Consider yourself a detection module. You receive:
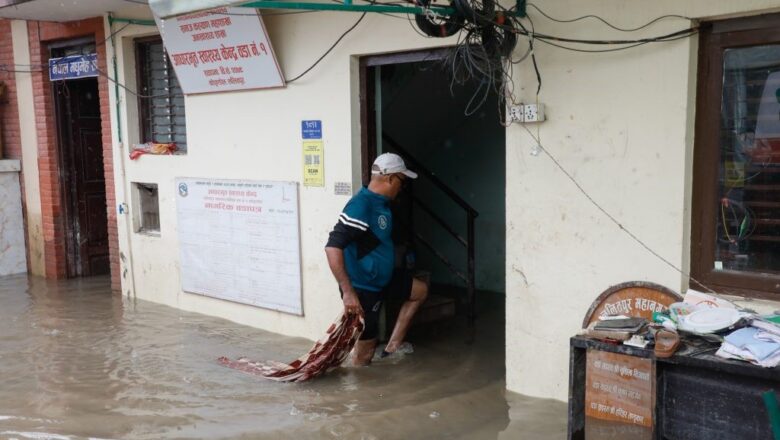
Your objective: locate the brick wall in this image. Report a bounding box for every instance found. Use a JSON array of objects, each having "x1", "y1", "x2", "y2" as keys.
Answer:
[
  {"x1": 0, "y1": 20, "x2": 22, "y2": 161},
  {"x1": 27, "y1": 18, "x2": 120, "y2": 290}
]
